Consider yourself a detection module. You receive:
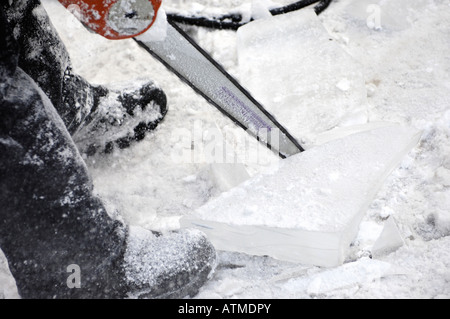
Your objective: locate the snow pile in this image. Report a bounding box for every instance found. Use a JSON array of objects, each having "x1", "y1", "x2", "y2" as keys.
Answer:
[{"x1": 182, "y1": 124, "x2": 421, "y2": 267}]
